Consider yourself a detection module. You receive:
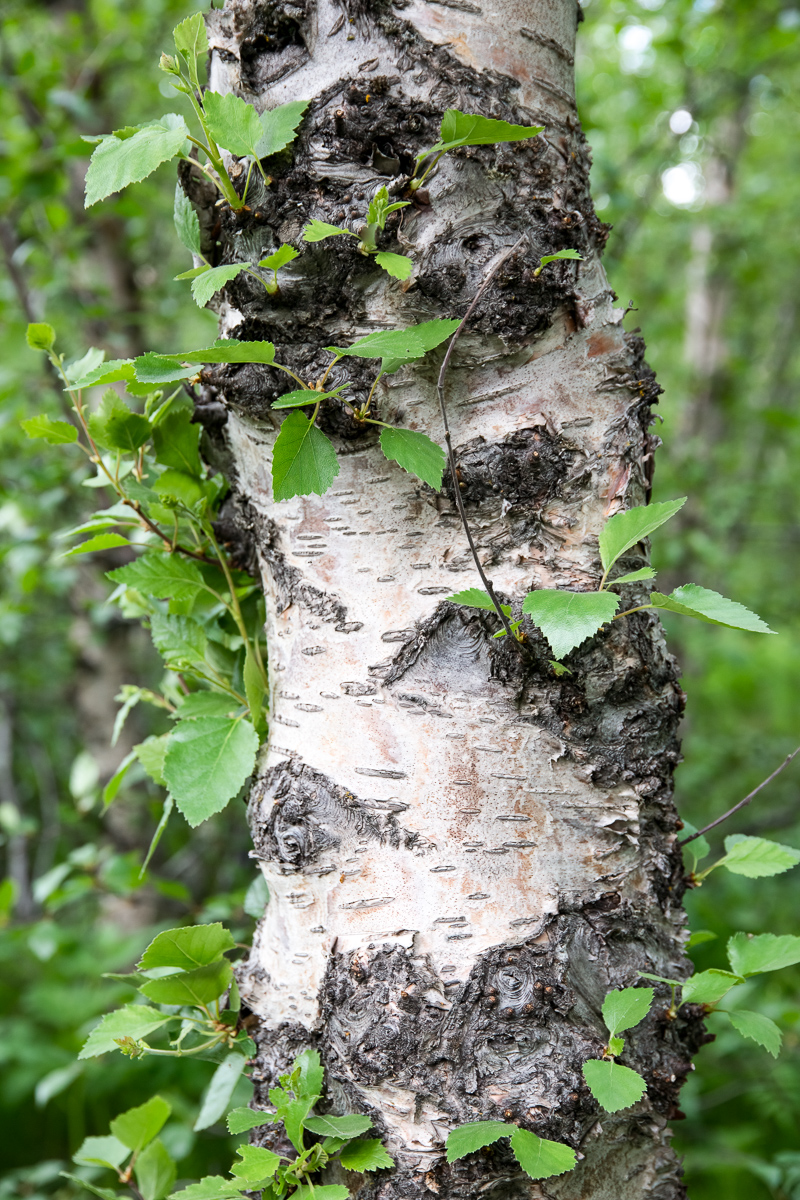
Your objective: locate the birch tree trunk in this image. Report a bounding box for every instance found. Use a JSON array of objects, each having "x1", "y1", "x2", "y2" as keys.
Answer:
[{"x1": 196, "y1": 2, "x2": 706, "y2": 1195}]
